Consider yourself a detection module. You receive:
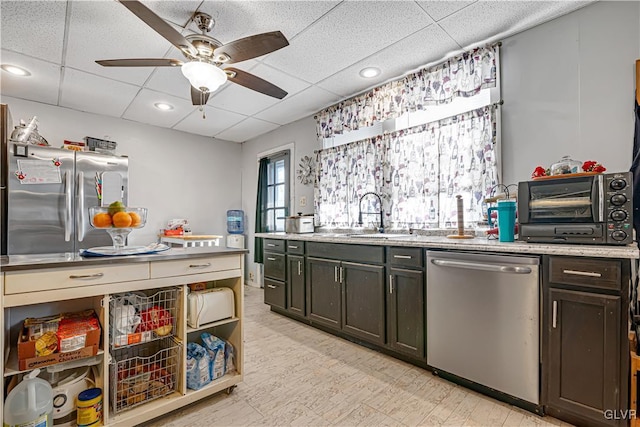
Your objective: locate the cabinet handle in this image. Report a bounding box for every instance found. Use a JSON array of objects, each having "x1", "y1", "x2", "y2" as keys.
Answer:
[
  {"x1": 562, "y1": 269, "x2": 601, "y2": 278},
  {"x1": 267, "y1": 284, "x2": 276, "y2": 289},
  {"x1": 340, "y1": 267, "x2": 343, "y2": 283},
  {"x1": 389, "y1": 275, "x2": 393, "y2": 294},
  {"x1": 552, "y1": 301, "x2": 558, "y2": 328},
  {"x1": 298, "y1": 261, "x2": 301, "y2": 276},
  {"x1": 267, "y1": 243, "x2": 276, "y2": 247},
  {"x1": 267, "y1": 257, "x2": 276, "y2": 261},
  {"x1": 393, "y1": 255, "x2": 412, "y2": 259},
  {"x1": 189, "y1": 263, "x2": 211, "y2": 268},
  {"x1": 69, "y1": 273, "x2": 104, "y2": 280},
  {"x1": 334, "y1": 266, "x2": 338, "y2": 282},
  {"x1": 289, "y1": 245, "x2": 298, "y2": 249}
]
